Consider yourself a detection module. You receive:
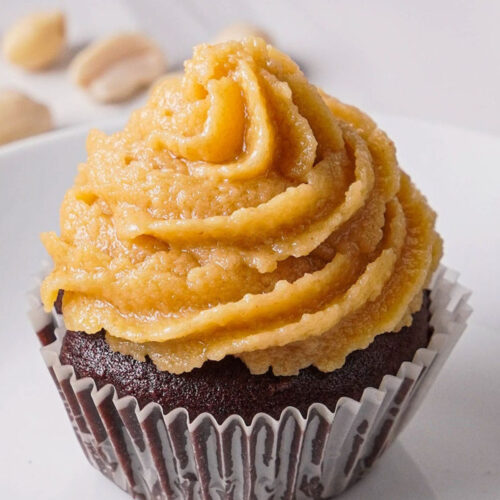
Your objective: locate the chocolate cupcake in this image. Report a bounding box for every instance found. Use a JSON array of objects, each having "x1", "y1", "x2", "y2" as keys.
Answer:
[{"x1": 31, "y1": 38, "x2": 470, "y2": 498}]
